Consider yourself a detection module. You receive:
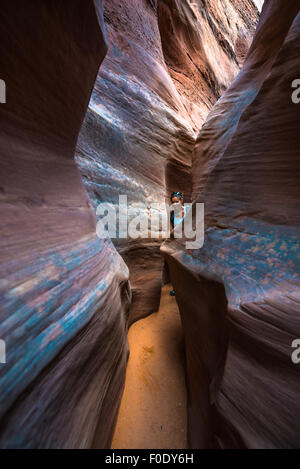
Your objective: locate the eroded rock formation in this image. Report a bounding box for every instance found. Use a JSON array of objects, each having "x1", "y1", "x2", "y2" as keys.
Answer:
[
  {"x1": 162, "y1": 0, "x2": 300, "y2": 449},
  {"x1": 158, "y1": 0, "x2": 258, "y2": 122},
  {"x1": 1, "y1": 0, "x2": 283, "y2": 450},
  {"x1": 76, "y1": 0, "x2": 259, "y2": 322},
  {"x1": 0, "y1": 0, "x2": 130, "y2": 449}
]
